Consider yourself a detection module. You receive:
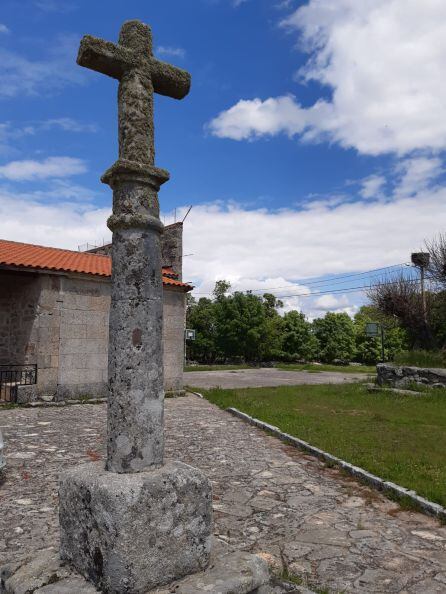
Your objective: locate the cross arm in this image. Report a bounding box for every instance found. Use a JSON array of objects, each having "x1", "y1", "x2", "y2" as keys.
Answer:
[
  {"x1": 77, "y1": 35, "x2": 134, "y2": 80},
  {"x1": 150, "y1": 59, "x2": 191, "y2": 100}
]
